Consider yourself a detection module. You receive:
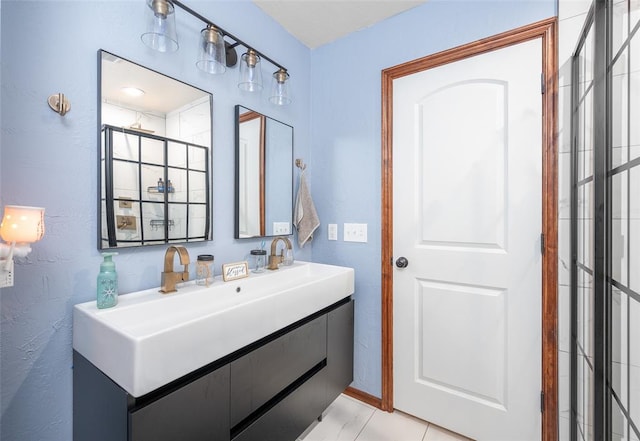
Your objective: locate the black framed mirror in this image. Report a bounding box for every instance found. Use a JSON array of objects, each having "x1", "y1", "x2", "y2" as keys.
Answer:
[
  {"x1": 98, "y1": 50, "x2": 213, "y2": 249},
  {"x1": 235, "y1": 105, "x2": 293, "y2": 239}
]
